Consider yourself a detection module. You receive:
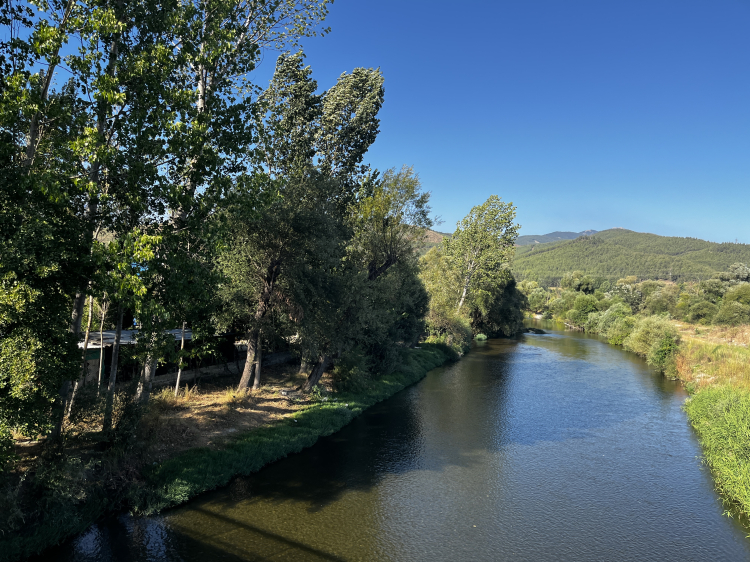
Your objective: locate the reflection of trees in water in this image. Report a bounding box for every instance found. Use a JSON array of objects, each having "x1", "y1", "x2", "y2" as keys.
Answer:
[{"x1": 416, "y1": 349, "x2": 513, "y2": 460}]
